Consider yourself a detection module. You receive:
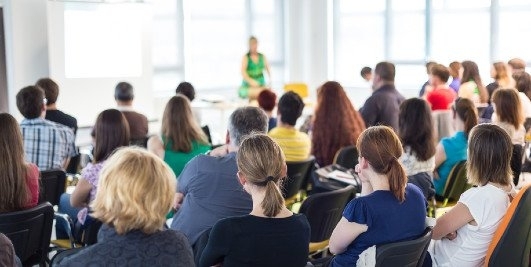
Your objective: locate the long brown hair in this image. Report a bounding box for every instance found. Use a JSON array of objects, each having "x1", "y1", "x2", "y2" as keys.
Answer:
[
  {"x1": 461, "y1": 60, "x2": 488, "y2": 103},
  {"x1": 0, "y1": 113, "x2": 31, "y2": 212},
  {"x1": 93, "y1": 109, "x2": 130, "y2": 163},
  {"x1": 357, "y1": 126, "x2": 407, "y2": 202},
  {"x1": 237, "y1": 134, "x2": 285, "y2": 217},
  {"x1": 162, "y1": 95, "x2": 208, "y2": 152},
  {"x1": 398, "y1": 98, "x2": 435, "y2": 161},
  {"x1": 492, "y1": 88, "x2": 524, "y2": 129},
  {"x1": 453, "y1": 98, "x2": 478, "y2": 138},
  {"x1": 312, "y1": 81, "x2": 366, "y2": 166}
]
